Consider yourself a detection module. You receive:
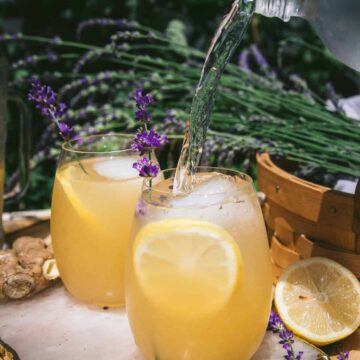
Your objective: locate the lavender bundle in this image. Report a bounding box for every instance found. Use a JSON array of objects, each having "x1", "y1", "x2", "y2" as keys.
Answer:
[{"x1": 1, "y1": 19, "x2": 359, "y2": 184}]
